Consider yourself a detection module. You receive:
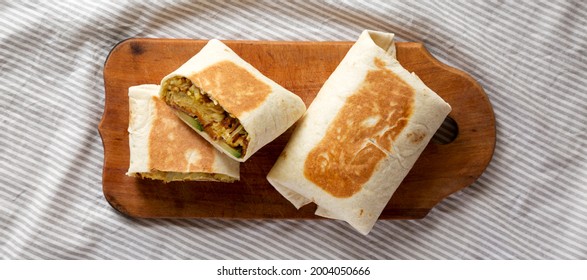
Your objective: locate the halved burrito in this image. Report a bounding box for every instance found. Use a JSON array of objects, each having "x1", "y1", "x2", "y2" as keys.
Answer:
[
  {"x1": 160, "y1": 39, "x2": 306, "y2": 162},
  {"x1": 126, "y1": 84, "x2": 239, "y2": 182},
  {"x1": 266, "y1": 30, "x2": 452, "y2": 234}
]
